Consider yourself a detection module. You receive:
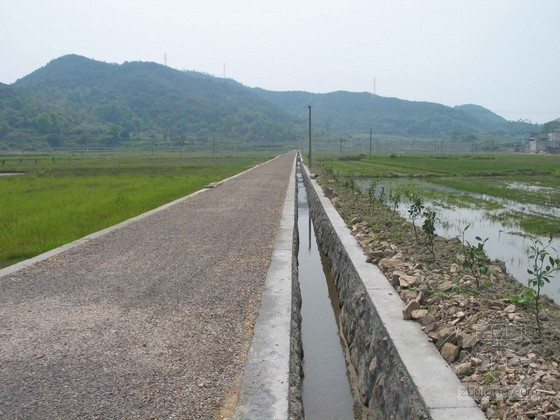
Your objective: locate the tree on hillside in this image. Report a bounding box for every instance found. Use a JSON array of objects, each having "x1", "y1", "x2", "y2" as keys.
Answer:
[{"x1": 543, "y1": 120, "x2": 560, "y2": 133}]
